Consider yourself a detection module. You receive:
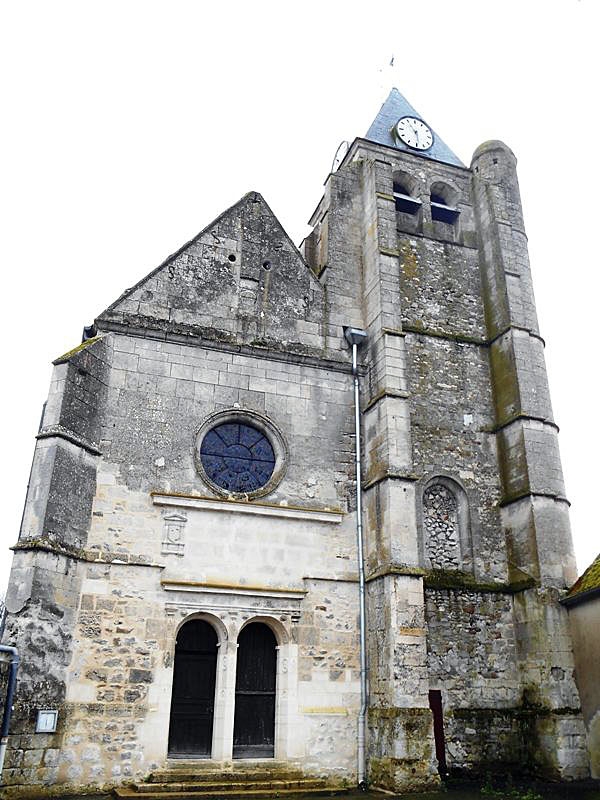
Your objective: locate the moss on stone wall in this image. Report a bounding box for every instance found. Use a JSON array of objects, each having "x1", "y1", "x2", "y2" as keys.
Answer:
[
  {"x1": 424, "y1": 569, "x2": 535, "y2": 593},
  {"x1": 53, "y1": 335, "x2": 102, "y2": 365}
]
